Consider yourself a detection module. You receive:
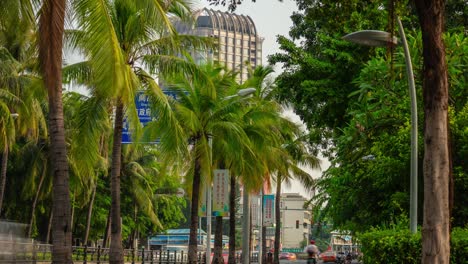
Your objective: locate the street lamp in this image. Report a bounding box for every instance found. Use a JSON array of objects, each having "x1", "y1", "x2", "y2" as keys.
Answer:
[
  {"x1": 206, "y1": 87, "x2": 256, "y2": 262},
  {"x1": 343, "y1": 18, "x2": 418, "y2": 233}
]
